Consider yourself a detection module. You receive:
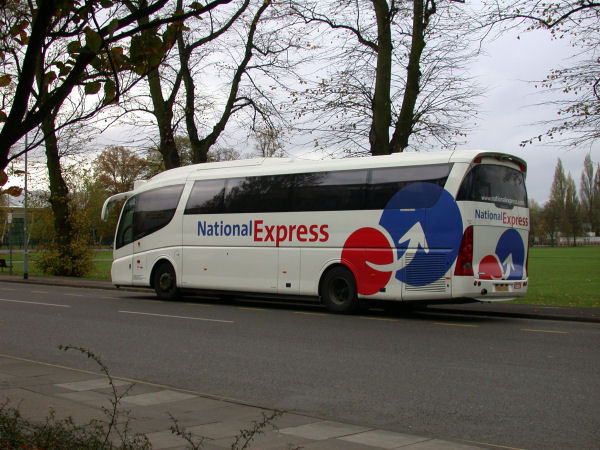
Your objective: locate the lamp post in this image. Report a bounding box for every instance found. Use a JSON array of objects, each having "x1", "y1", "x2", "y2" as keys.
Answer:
[{"x1": 23, "y1": 134, "x2": 28, "y2": 280}]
